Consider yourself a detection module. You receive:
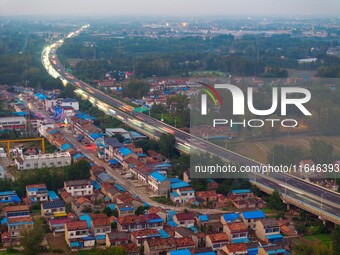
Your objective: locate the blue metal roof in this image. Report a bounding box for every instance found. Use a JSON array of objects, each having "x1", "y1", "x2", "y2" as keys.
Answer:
[
  {"x1": 232, "y1": 237, "x2": 249, "y2": 243},
  {"x1": 109, "y1": 159, "x2": 119, "y2": 165},
  {"x1": 60, "y1": 143, "x2": 72, "y2": 151},
  {"x1": 34, "y1": 93, "x2": 47, "y2": 101},
  {"x1": 92, "y1": 180, "x2": 101, "y2": 190},
  {"x1": 0, "y1": 191, "x2": 15, "y2": 196},
  {"x1": 73, "y1": 153, "x2": 84, "y2": 160},
  {"x1": 48, "y1": 190, "x2": 59, "y2": 200},
  {"x1": 198, "y1": 215, "x2": 209, "y2": 222},
  {"x1": 170, "y1": 181, "x2": 190, "y2": 189},
  {"x1": 150, "y1": 171, "x2": 167, "y2": 183},
  {"x1": 195, "y1": 252, "x2": 216, "y2": 255},
  {"x1": 223, "y1": 213, "x2": 240, "y2": 222},
  {"x1": 148, "y1": 218, "x2": 164, "y2": 223},
  {"x1": 79, "y1": 214, "x2": 92, "y2": 228},
  {"x1": 90, "y1": 133, "x2": 103, "y2": 140},
  {"x1": 170, "y1": 250, "x2": 191, "y2": 255},
  {"x1": 170, "y1": 192, "x2": 180, "y2": 198},
  {"x1": 115, "y1": 184, "x2": 126, "y2": 192},
  {"x1": 267, "y1": 249, "x2": 286, "y2": 254},
  {"x1": 232, "y1": 189, "x2": 251, "y2": 194},
  {"x1": 95, "y1": 235, "x2": 106, "y2": 240},
  {"x1": 1, "y1": 217, "x2": 8, "y2": 224},
  {"x1": 159, "y1": 229, "x2": 170, "y2": 238},
  {"x1": 70, "y1": 241, "x2": 80, "y2": 248},
  {"x1": 167, "y1": 221, "x2": 178, "y2": 227},
  {"x1": 118, "y1": 147, "x2": 132, "y2": 157},
  {"x1": 242, "y1": 210, "x2": 265, "y2": 220},
  {"x1": 107, "y1": 204, "x2": 116, "y2": 210},
  {"x1": 266, "y1": 234, "x2": 284, "y2": 241},
  {"x1": 49, "y1": 129, "x2": 58, "y2": 135}
]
